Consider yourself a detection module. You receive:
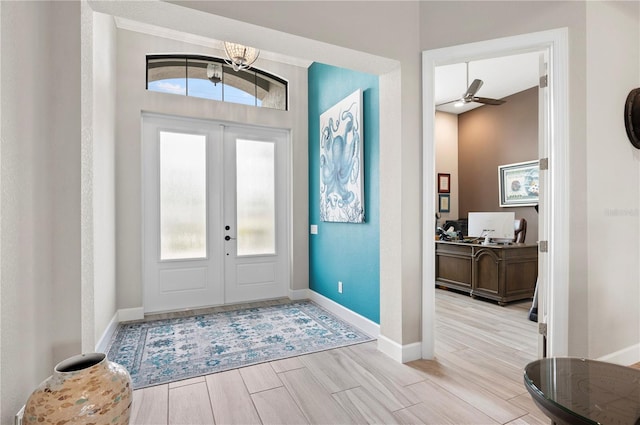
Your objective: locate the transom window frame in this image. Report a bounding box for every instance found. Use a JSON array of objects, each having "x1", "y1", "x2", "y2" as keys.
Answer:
[{"x1": 146, "y1": 54, "x2": 289, "y2": 111}]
